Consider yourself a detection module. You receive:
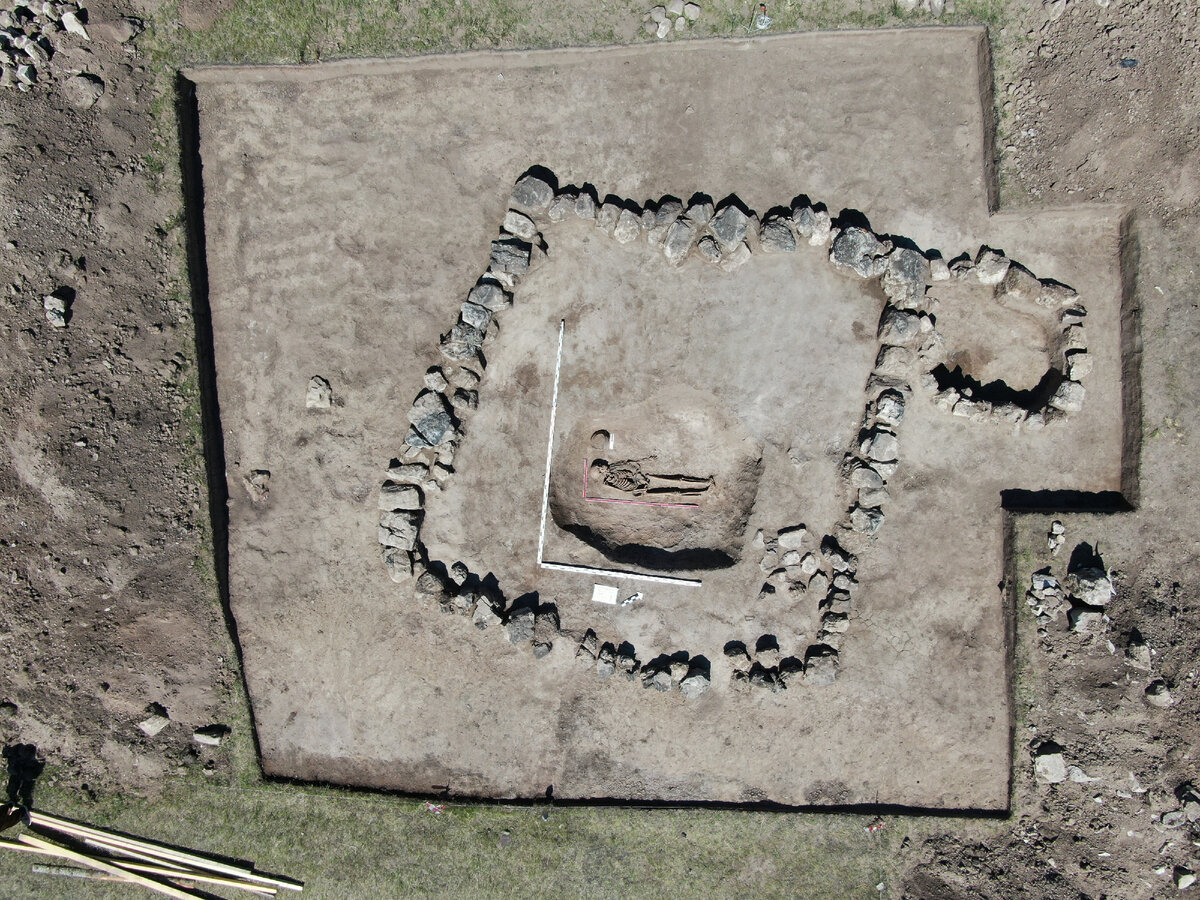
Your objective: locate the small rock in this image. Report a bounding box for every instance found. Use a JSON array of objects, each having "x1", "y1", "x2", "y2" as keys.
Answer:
[
  {"x1": 649, "y1": 5, "x2": 667, "y2": 22},
  {"x1": 861, "y1": 430, "x2": 899, "y2": 463},
  {"x1": 1146, "y1": 679, "x2": 1174, "y2": 708},
  {"x1": 673, "y1": 14, "x2": 685, "y2": 30},
  {"x1": 574, "y1": 192, "x2": 596, "y2": 220},
  {"x1": 382, "y1": 548, "x2": 413, "y2": 583},
  {"x1": 642, "y1": 667, "x2": 673, "y2": 692},
  {"x1": 1033, "y1": 744, "x2": 1067, "y2": 784},
  {"x1": 683, "y1": 1, "x2": 700, "y2": 19},
  {"x1": 717, "y1": 241, "x2": 751, "y2": 272},
  {"x1": 137, "y1": 704, "x2": 170, "y2": 737},
  {"x1": 505, "y1": 607, "x2": 535, "y2": 644},
  {"x1": 930, "y1": 257, "x2": 951, "y2": 281},
  {"x1": 596, "y1": 644, "x2": 616, "y2": 678},
  {"x1": 874, "y1": 390, "x2": 906, "y2": 426},
  {"x1": 61, "y1": 73, "x2": 104, "y2": 110},
  {"x1": 423, "y1": 367, "x2": 449, "y2": 392},
  {"x1": 43, "y1": 293, "x2": 68, "y2": 327},
  {"x1": 667, "y1": 0, "x2": 685, "y2": 14},
  {"x1": 305, "y1": 375, "x2": 332, "y2": 409},
  {"x1": 1175, "y1": 867, "x2": 1196, "y2": 890},
  {"x1": 193, "y1": 725, "x2": 228, "y2": 747},
  {"x1": 61, "y1": 9, "x2": 89, "y2": 38},
  {"x1": 1067, "y1": 765, "x2": 1100, "y2": 783},
  {"x1": 379, "y1": 510, "x2": 421, "y2": 551},
  {"x1": 656, "y1": 18, "x2": 670, "y2": 38}
]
